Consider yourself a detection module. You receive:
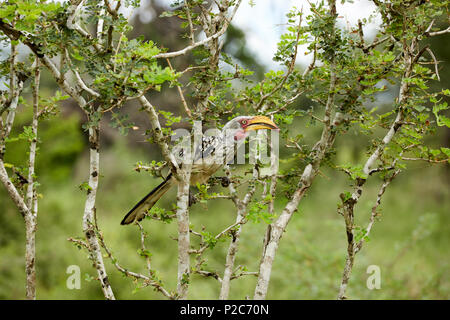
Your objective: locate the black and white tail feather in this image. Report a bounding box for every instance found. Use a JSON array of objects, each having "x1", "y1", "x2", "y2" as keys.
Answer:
[{"x1": 120, "y1": 173, "x2": 176, "y2": 225}]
